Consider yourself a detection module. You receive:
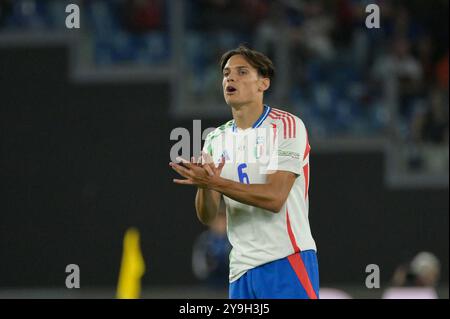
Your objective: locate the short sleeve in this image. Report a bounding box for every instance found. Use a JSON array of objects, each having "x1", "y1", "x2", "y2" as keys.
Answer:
[{"x1": 266, "y1": 117, "x2": 310, "y2": 175}]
